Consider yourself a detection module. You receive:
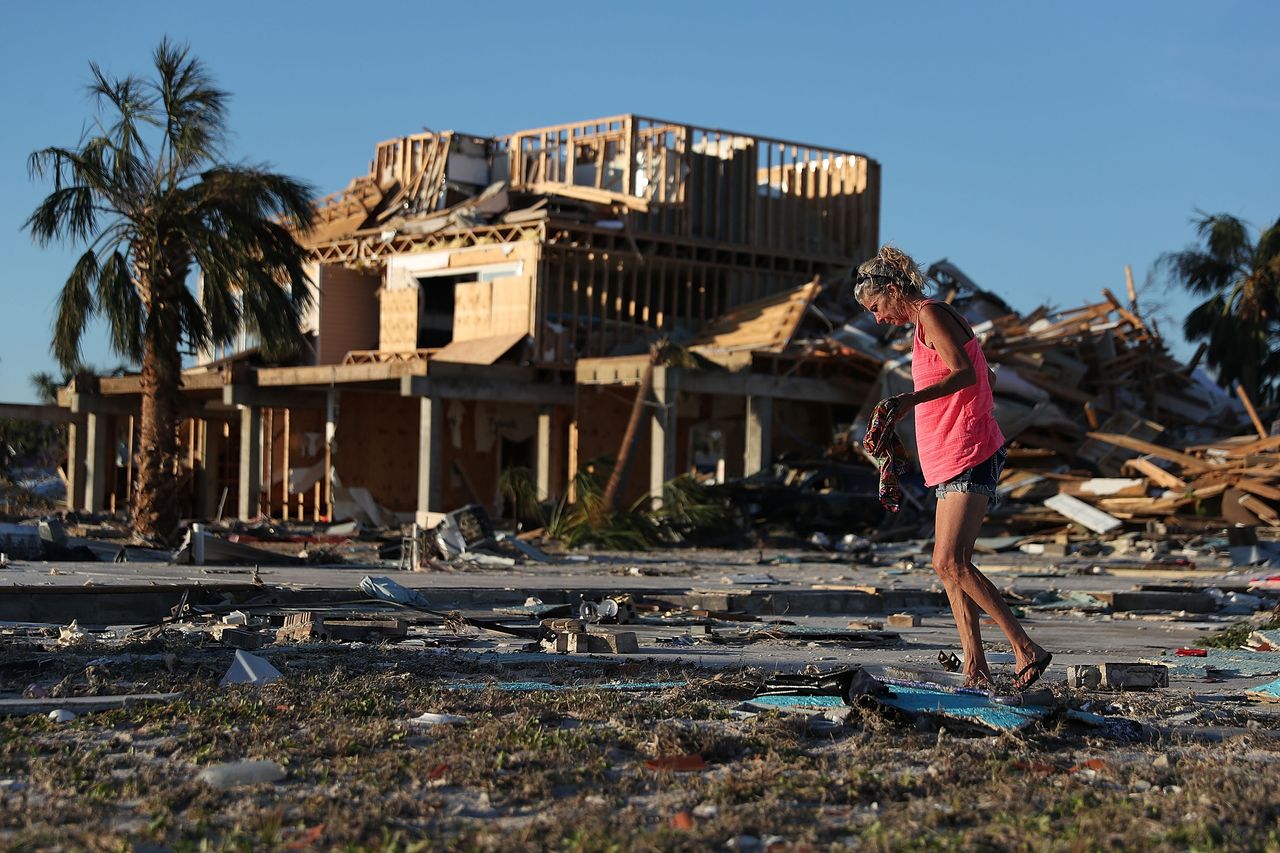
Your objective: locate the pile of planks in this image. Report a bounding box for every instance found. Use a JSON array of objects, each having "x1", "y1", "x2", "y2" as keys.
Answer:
[
  {"x1": 981, "y1": 288, "x2": 1278, "y2": 534},
  {"x1": 822, "y1": 267, "x2": 1279, "y2": 536}
]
